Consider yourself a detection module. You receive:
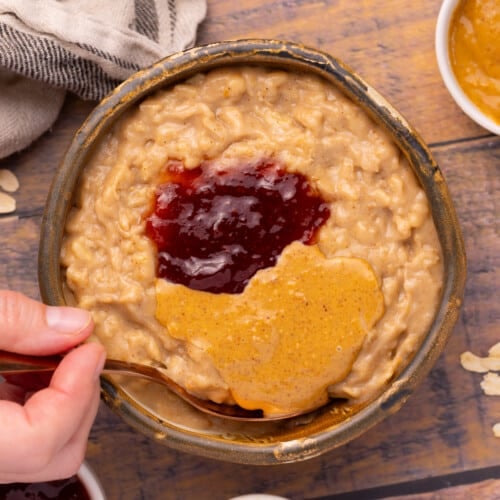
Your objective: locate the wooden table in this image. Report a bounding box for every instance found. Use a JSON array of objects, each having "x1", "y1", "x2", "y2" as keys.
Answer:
[{"x1": 1, "y1": 0, "x2": 498, "y2": 498}]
